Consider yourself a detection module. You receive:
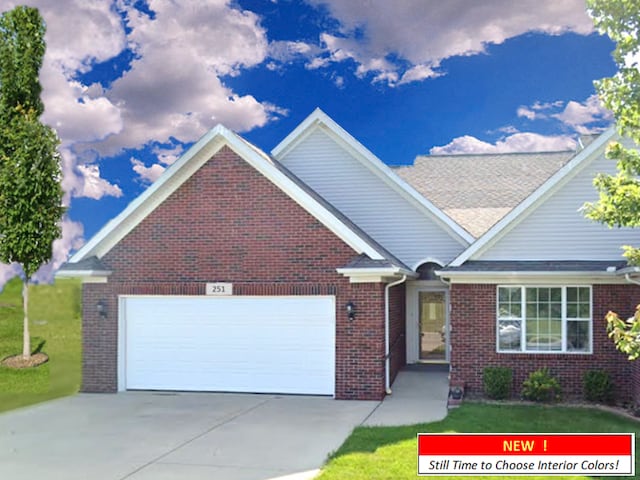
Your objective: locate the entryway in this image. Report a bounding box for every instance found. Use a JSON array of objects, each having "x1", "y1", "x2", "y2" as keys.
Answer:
[
  {"x1": 418, "y1": 291, "x2": 447, "y2": 361},
  {"x1": 406, "y1": 279, "x2": 450, "y2": 364}
]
